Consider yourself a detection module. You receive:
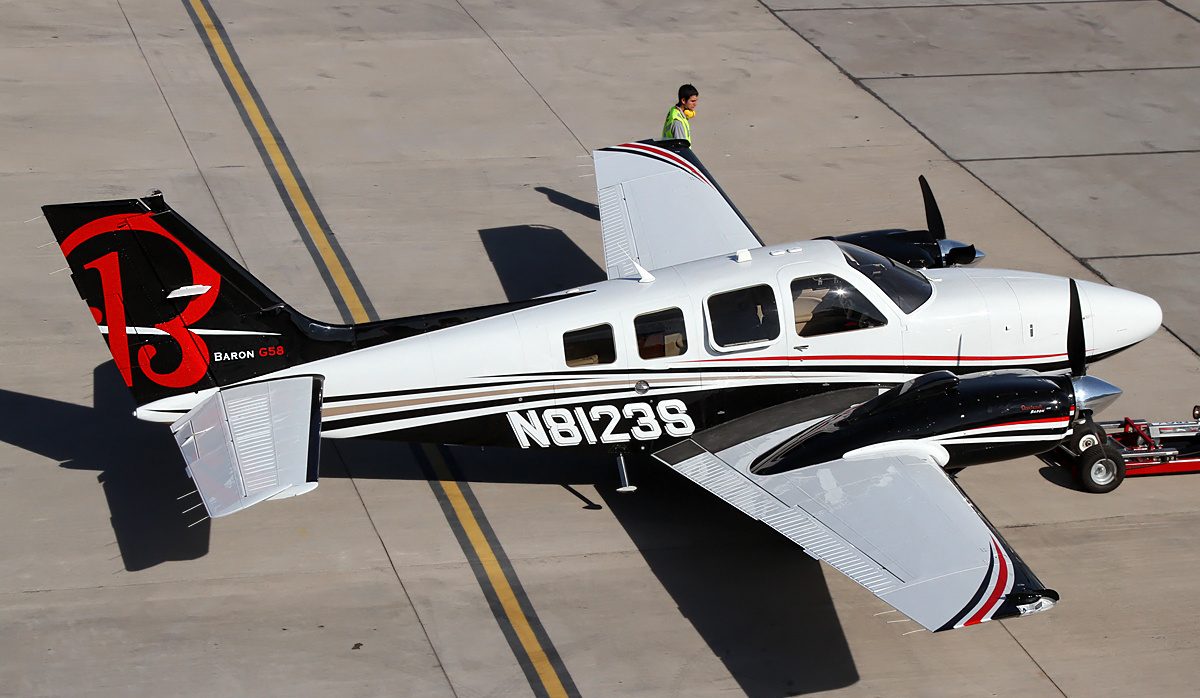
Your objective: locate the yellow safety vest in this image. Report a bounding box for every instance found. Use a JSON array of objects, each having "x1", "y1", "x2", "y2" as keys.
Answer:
[{"x1": 662, "y1": 105, "x2": 691, "y2": 143}]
